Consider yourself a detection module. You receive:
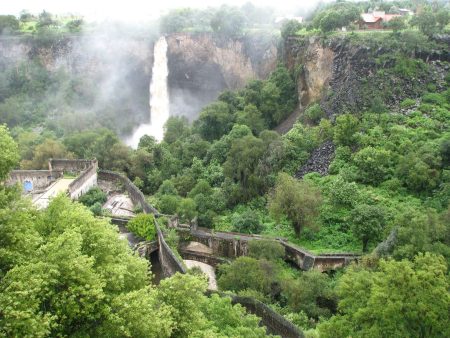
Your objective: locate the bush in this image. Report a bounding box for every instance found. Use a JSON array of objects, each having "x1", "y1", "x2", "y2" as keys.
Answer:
[
  {"x1": 400, "y1": 98, "x2": 416, "y2": 109},
  {"x1": 127, "y1": 213, "x2": 156, "y2": 241},
  {"x1": 78, "y1": 187, "x2": 107, "y2": 207},
  {"x1": 423, "y1": 93, "x2": 445, "y2": 106},
  {"x1": 328, "y1": 176, "x2": 359, "y2": 207},
  {"x1": 231, "y1": 209, "x2": 262, "y2": 234},
  {"x1": 158, "y1": 195, "x2": 181, "y2": 214},
  {"x1": 304, "y1": 104, "x2": 325, "y2": 124},
  {"x1": 248, "y1": 240, "x2": 285, "y2": 261}
]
